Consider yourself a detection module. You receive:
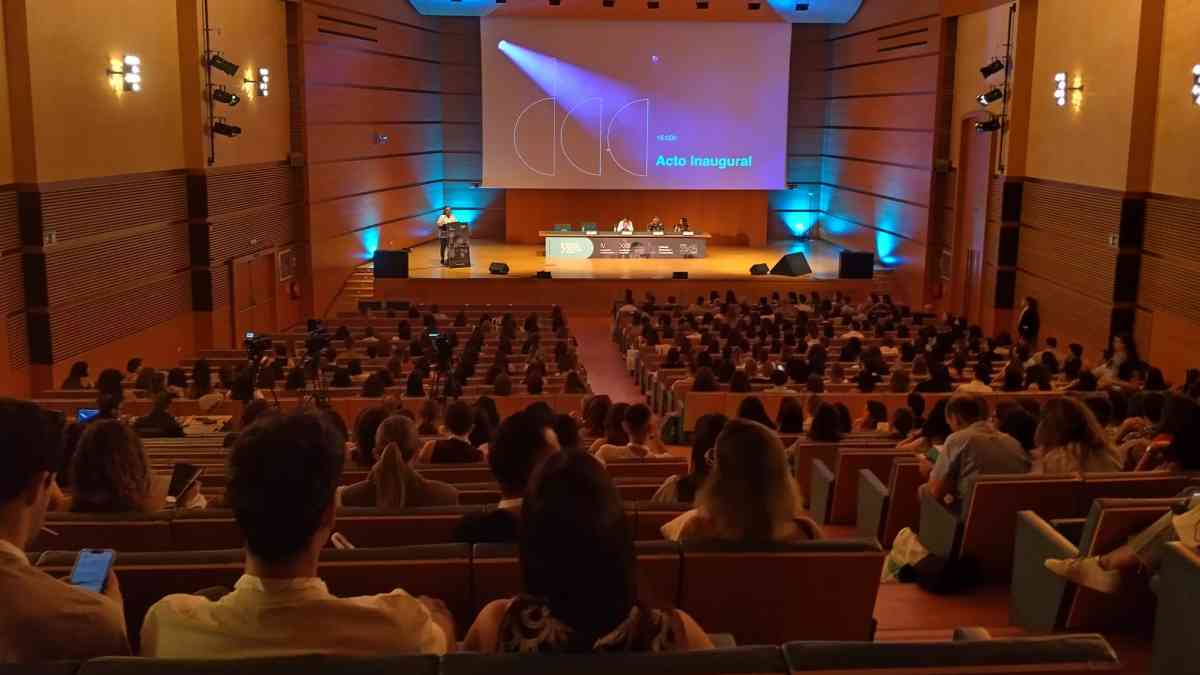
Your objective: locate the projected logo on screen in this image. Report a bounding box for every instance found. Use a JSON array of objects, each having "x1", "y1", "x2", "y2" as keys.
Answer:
[{"x1": 501, "y1": 40, "x2": 651, "y2": 178}]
